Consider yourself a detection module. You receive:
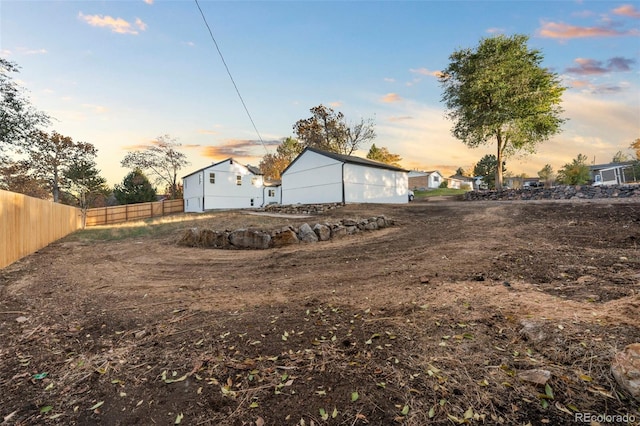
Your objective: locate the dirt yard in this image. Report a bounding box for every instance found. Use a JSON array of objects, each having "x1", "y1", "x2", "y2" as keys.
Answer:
[{"x1": 1, "y1": 198, "x2": 639, "y2": 425}]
